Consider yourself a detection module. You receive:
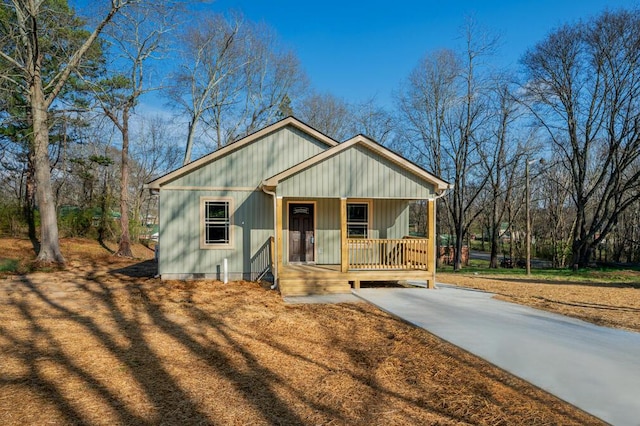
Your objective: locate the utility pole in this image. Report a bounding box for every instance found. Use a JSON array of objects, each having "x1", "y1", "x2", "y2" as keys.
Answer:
[{"x1": 526, "y1": 159, "x2": 532, "y2": 276}]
